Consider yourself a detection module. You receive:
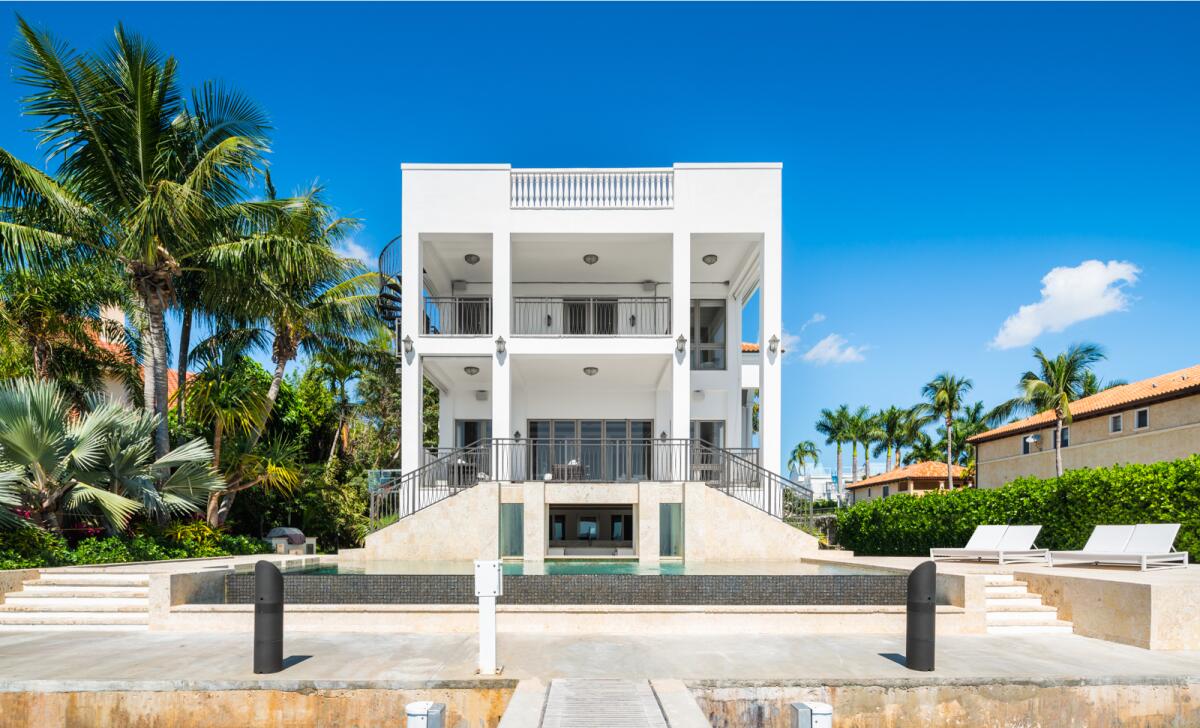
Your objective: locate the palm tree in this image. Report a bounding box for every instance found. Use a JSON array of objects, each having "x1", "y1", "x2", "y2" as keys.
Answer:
[
  {"x1": 0, "y1": 378, "x2": 222, "y2": 534},
  {"x1": 0, "y1": 20, "x2": 273, "y2": 457},
  {"x1": 872, "y1": 406, "x2": 906, "y2": 471},
  {"x1": 1081, "y1": 370, "x2": 1126, "y2": 398},
  {"x1": 787, "y1": 440, "x2": 820, "y2": 477},
  {"x1": 814, "y1": 405, "x2": 851, "y2": 497},
  {"x1": 845, "y1": 405, "x2": 872, "y2": 483},
  {"x1": 992, "y1": 343, "x2": 1106, "y2": 477},
  {"x1": 920, "y1": 373, "x2": 973, "y2": 489}
]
